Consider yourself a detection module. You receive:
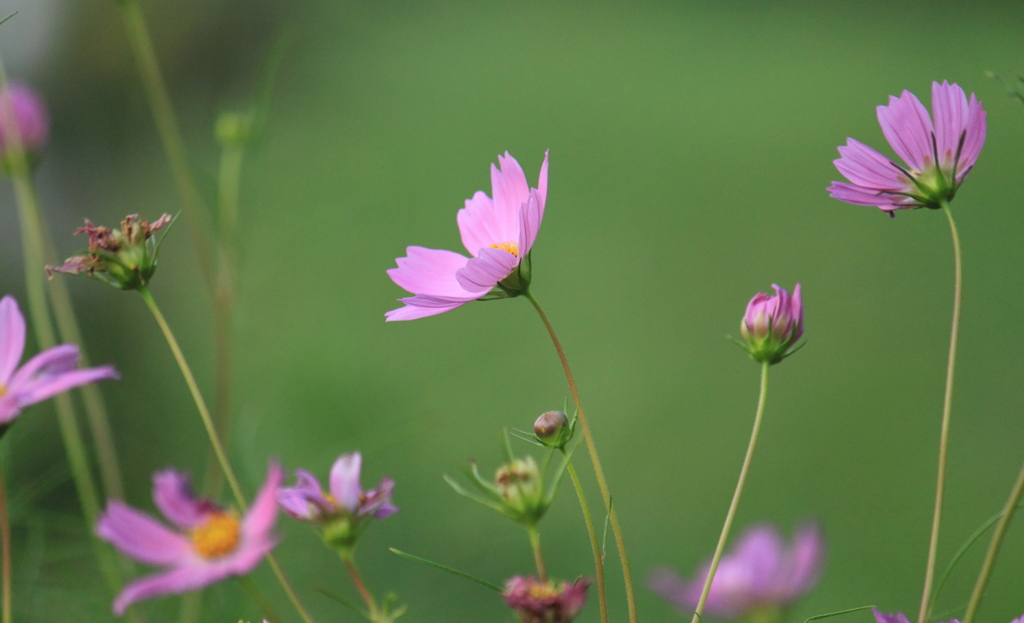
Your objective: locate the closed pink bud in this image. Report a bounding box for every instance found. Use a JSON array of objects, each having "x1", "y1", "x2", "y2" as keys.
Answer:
[{"x1": 0, "y1": 84, "x2": 49, "y2": 164}]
